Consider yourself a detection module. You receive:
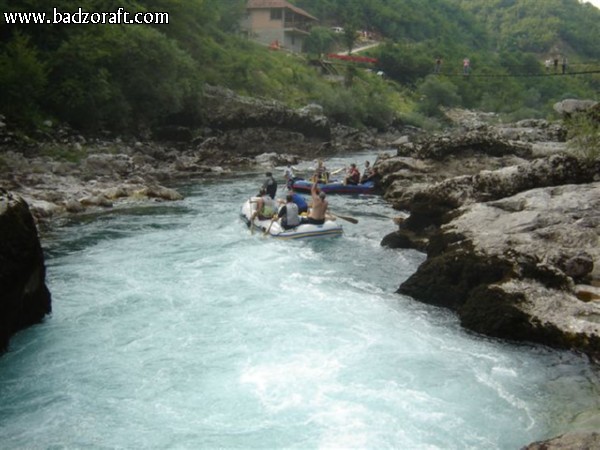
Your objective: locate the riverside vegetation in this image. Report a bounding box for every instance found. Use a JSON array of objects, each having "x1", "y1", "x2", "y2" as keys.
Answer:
[{"x1": 1, "y1": 0, "x2": 599, "y2": 136}]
